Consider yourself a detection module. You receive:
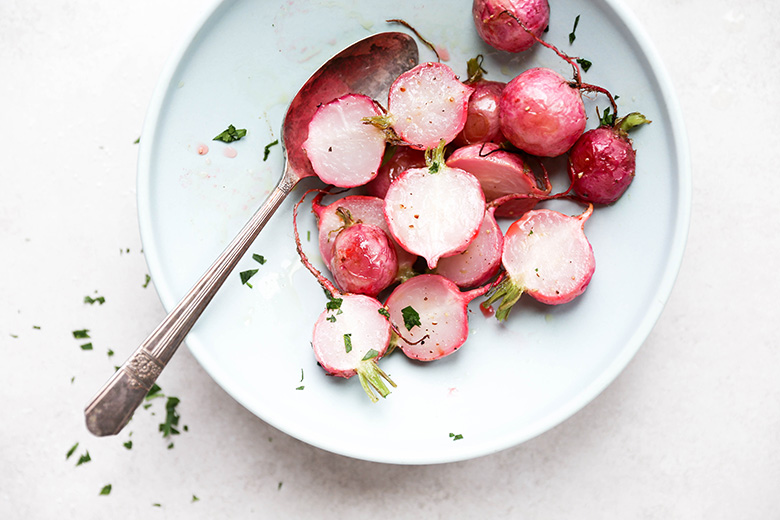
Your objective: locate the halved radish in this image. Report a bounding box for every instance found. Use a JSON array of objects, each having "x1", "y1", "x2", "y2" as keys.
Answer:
[
  {"x1": 385, "y1": 274, "x2": 491, "y2": 361},
  {"x1": 302, "y1": 94, "x2": 386, "y2": 187},
  {"x1": 434, "y1": 207, "x2": 503, "y2": 288}
]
